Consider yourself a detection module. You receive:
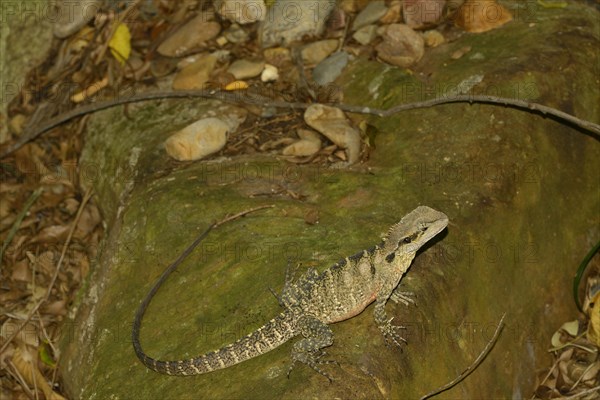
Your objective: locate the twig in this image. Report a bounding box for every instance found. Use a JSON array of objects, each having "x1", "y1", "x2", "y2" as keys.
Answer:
[
  {"x1": 36, "y1": 309, "x2": 58, "y2": 357},
  {"x1": 0, "y1": 188, "x2": 44, "y2": 266},
  {"x1": 214, "y1": 204, "x2": 275, "y2": 228},
  {"x1": 561, "y1": 385, "x2": 600, "y2": 400},
  {"x1": 0, "y1": 188, "x2": 93, "y2": 355},
  {"x1": 29, "y1": 355, "x2": 39, "y2": 400},
  {"x1": 2, "y1": 90, "x2": 599, "y2": 159},
  {"x1": 420, "y1": 313, "x2": 507, "y2": 400},
  {"x1": 379, "y1": 95, "x2": 600, "y2": 136}
]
